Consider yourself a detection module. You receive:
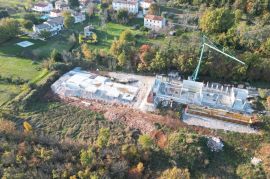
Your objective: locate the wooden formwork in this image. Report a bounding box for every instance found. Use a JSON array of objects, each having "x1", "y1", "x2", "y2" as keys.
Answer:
[{"x1": 186, "y1": 105, "x2": 259, "y2": 125}]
